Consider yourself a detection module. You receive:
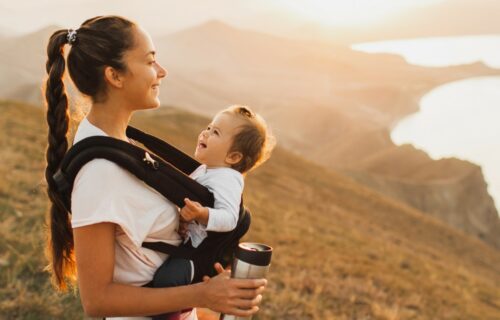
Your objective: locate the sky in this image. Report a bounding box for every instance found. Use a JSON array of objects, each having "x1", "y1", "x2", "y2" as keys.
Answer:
[
  {"x1": 273, "y1": 0, "x2": 444, "y2": 26},
  {"x1": 0, "y1": 0, "x2": 445, "y2": 36}
]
